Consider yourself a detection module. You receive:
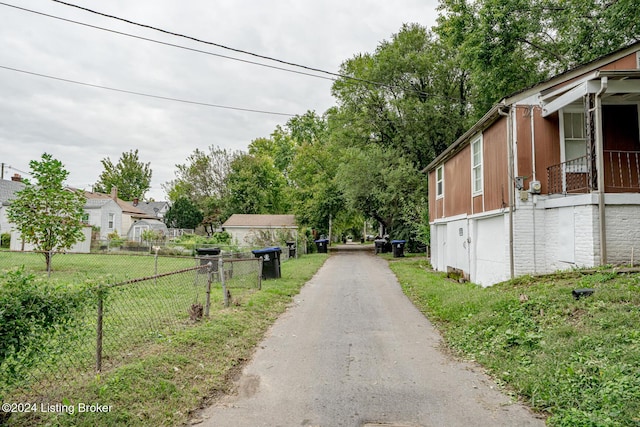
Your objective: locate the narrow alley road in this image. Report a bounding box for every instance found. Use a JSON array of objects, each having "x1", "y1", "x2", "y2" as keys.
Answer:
[{"x1": 198, "y1": 246, "x2": 545, "y2": 427}]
